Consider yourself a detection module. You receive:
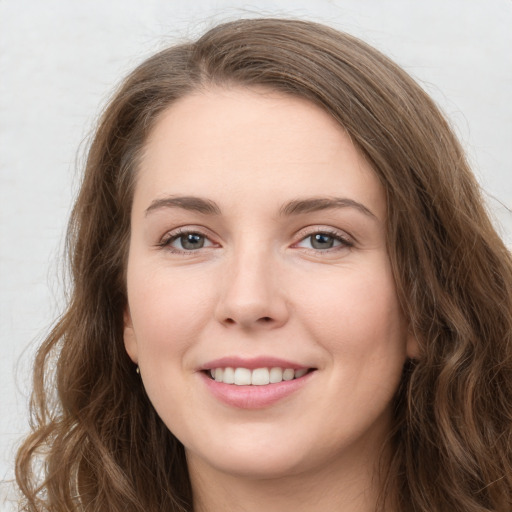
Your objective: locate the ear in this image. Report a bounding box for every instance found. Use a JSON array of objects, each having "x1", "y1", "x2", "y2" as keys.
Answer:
[{"x1": 123, "y1": 308, "x2": 139, "y2": 364}]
